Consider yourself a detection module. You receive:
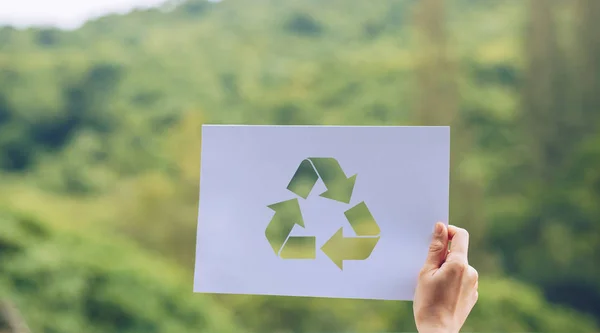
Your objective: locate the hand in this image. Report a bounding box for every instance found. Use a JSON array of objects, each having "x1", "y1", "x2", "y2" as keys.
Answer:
[{"x1": 413, "y1": 222, "x2": 479, "y2": 333}]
